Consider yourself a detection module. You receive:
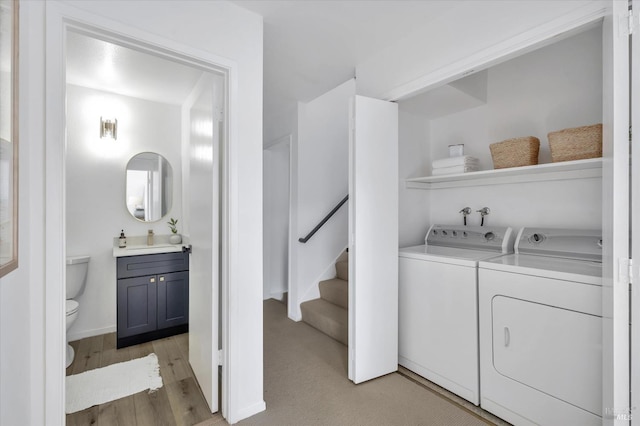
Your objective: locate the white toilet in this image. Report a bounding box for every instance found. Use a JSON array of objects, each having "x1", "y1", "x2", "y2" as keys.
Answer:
[{"x1": 66, "y1": 255, "x2": 90, "y2": 368}]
